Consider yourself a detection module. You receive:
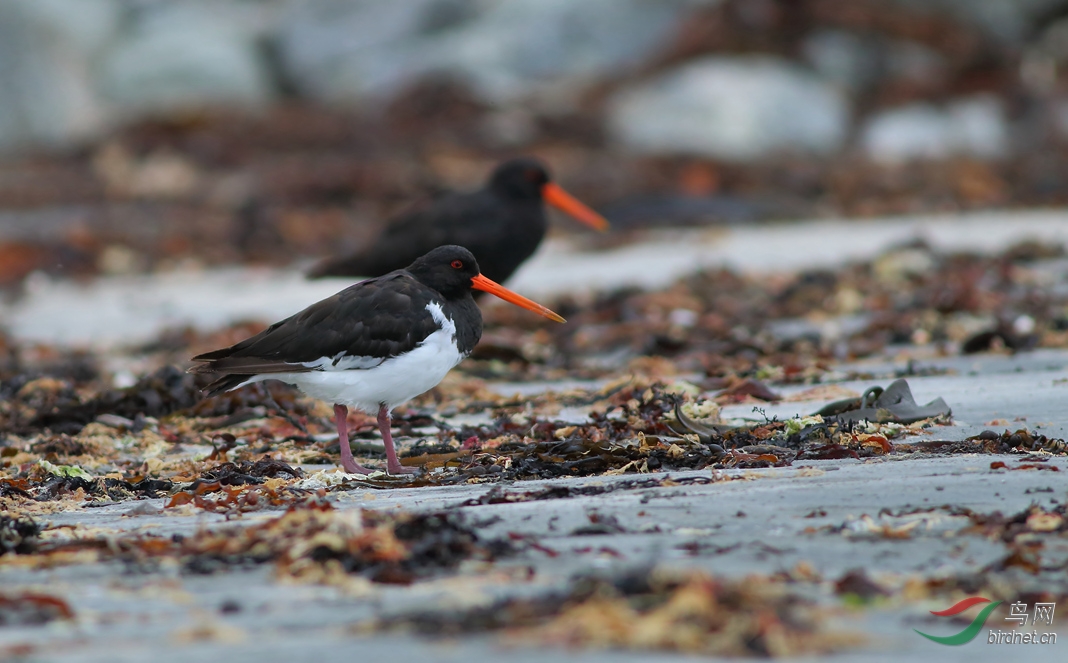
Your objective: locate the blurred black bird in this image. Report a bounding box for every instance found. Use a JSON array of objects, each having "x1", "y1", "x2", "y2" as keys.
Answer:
[{"x1": 307, "y1": 157, "x2": 608, "y2": 284}]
